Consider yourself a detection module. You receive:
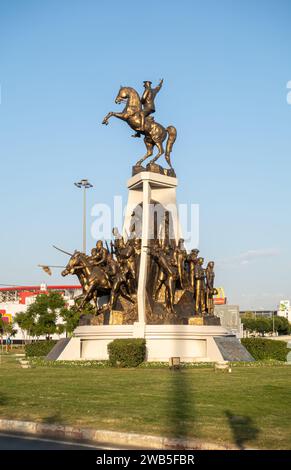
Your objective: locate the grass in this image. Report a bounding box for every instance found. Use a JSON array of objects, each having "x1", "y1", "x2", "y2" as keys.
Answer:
[{"x1": 0, "y1": 353, "x2": 291, "y2": 449}]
